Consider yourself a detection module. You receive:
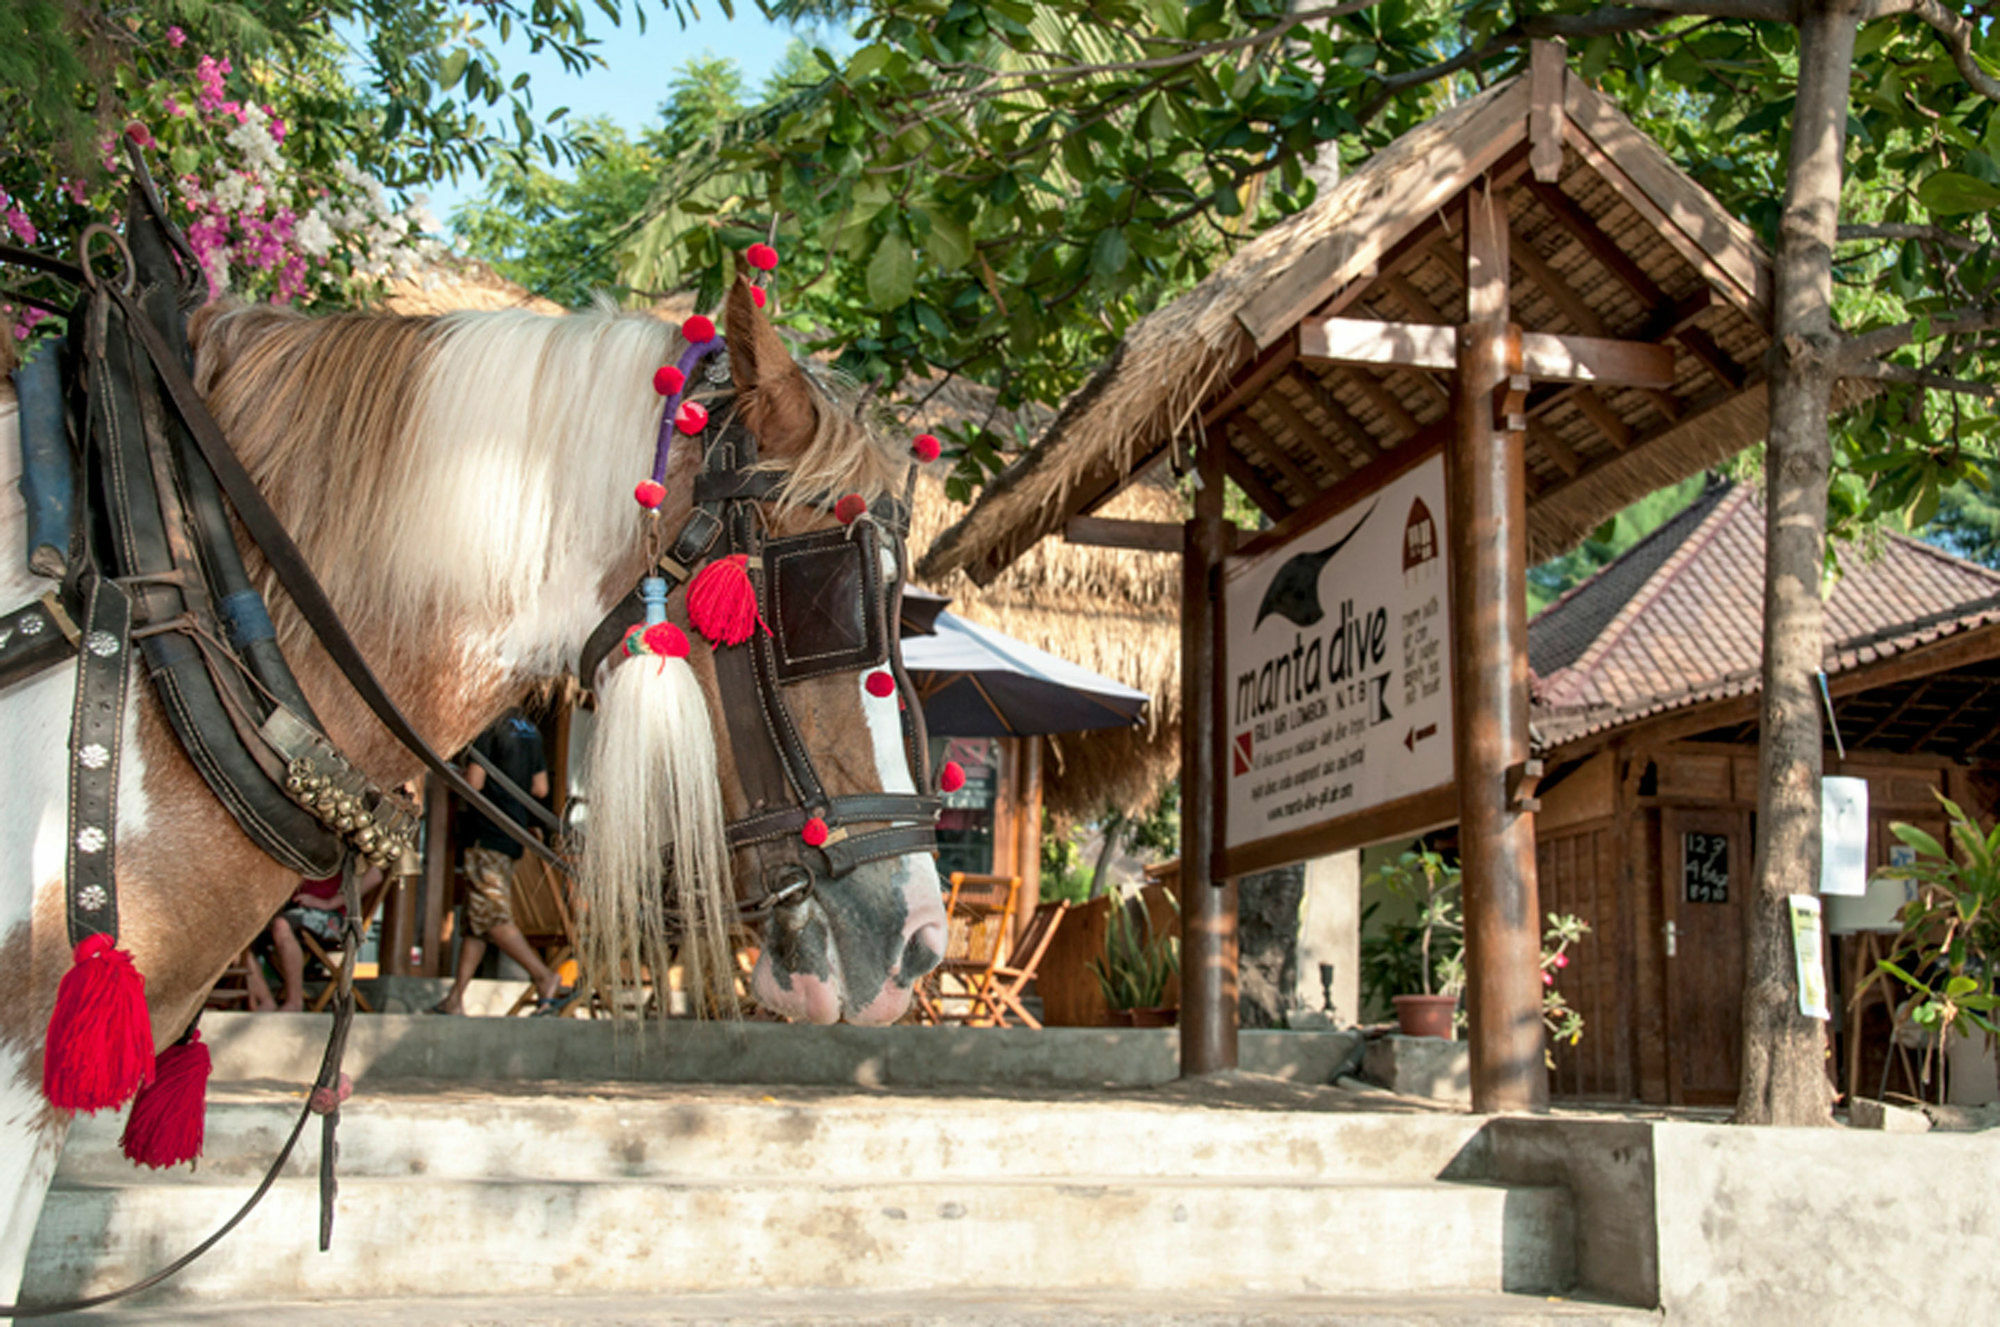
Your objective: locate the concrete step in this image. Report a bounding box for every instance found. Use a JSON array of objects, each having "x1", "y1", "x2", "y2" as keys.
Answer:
[
  {"x1": 29, "y1": 1289, "x2": 1661, "y2": 1325},
  {"x1": 56, "y1": 1085, "x2": 1493, "y2": 1186},
  {"x1": 27, "y1": 1173, "x2": 1574, "y2": 1303}
]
